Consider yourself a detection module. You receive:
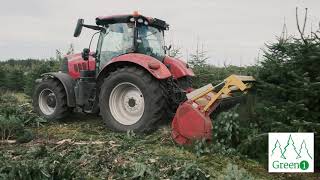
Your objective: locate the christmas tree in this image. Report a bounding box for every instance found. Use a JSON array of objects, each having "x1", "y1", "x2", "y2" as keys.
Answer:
[
  {"x1": 281, "y1": 134, "x2": 299, "y2": 159},
  {"x1": 271, "y1": 139, "x2": 285, "y2": 159},
  {"x1": 297, "y1": 140, "x2": 312, "y2": 159}
]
